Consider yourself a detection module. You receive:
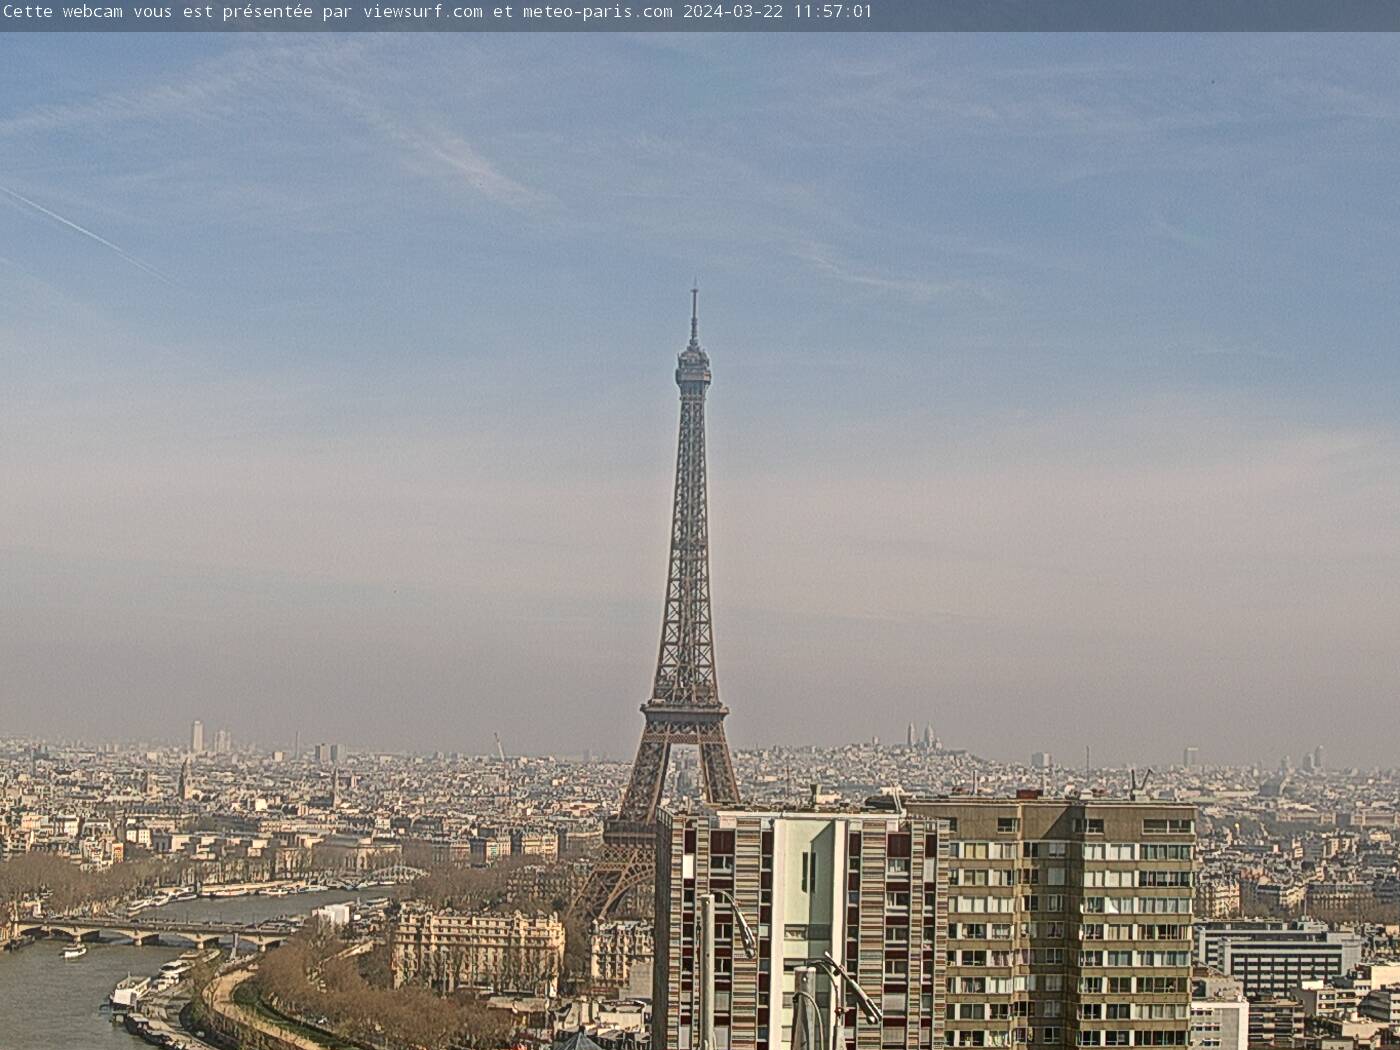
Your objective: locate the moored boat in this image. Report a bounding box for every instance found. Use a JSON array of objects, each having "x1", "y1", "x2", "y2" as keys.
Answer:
[{"x1": 110, "y1": 974, "x2": 150, "y2": 1010}]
